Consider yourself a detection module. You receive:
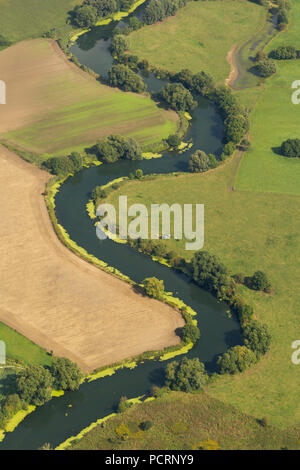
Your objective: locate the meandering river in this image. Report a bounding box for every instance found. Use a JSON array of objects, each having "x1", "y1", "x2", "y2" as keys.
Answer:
[{"x1": 0, "y1": 2, "x2": 245, "y2": 450}]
